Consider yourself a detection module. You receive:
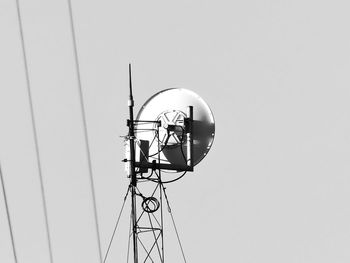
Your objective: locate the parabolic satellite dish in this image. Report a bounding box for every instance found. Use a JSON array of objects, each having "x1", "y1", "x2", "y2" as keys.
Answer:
[{"x1": 135, "y1": 88, "x2": 215, "y2": 168}]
